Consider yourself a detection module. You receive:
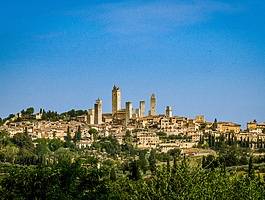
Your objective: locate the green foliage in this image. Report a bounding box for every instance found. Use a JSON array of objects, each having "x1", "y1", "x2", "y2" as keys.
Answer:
[
  {"x1": 0, "y1": 133, "x2": 265, "y2": 199},
  {"x1": 0, "y1": 145, "x2": 19, "y2": 163},
  {"x1": 138, "y1": 150, "x2": 148, "y2": 174},
  {"x1": 248, "y1": 156, "x2": 255, "y2": 179},
  {"x1": 89, "y1": 128, "x2": 98, "y2": 141},
  {"x1": 48, "y1": 138, "x2": 64, "y2": 151},
  {"x1": 129, "y1": 160, "x2": 142, "y2": 180},
  {"x1": 0, "y1": 131, "x2": 11, "y2": 147},
  {"x1": 168, "y1": 148, "x2": 181, "y2": 158},
  {"x1": 148, "y1": 149, "x2": 157, "y2": 174},
  {"x1": 12, "y1": 132, "x2": 34, "y2": 151},
  {"x1": 61, "y1": 109, "x2": 87, "y2": 119},
  {"x1": 110, "y1": 167, "x2": 117, "y2": 181},
  {"x1": 212, "y1": 118, "x2": 218, "y2": 131},
  {"x1": 41, "y1": 110, "x2": 60, "y2": 121},
  {"x1": 0, "y1": 153, "x2": 265, "y2": 199},
  {"x1": 156, "y1": 131, "x2": 167, "y2": 137},
  {"x1": 93, "y1": 136, "x2": 121, "y2": 157},
  {"x1": 25, "y1": 107, "x2": 34, "y2": 115},
  {"x1": 73, "y1": 126, "x2": 82, "y2": 143}
]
